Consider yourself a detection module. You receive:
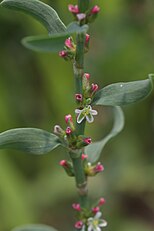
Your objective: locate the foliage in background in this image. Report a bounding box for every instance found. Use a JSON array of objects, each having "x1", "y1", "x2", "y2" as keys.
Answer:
[{"x1": 0, "y1": 0, "x2": 154, "y2": 231}]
